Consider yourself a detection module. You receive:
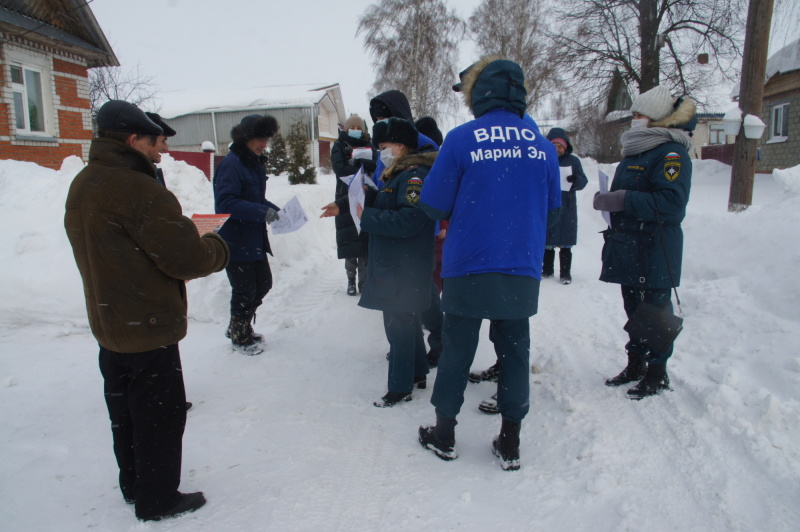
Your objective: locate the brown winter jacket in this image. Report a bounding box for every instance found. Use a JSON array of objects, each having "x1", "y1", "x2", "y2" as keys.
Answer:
[{"x1": 64, "y1": 138, "x2": 230, "y2": 353}]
